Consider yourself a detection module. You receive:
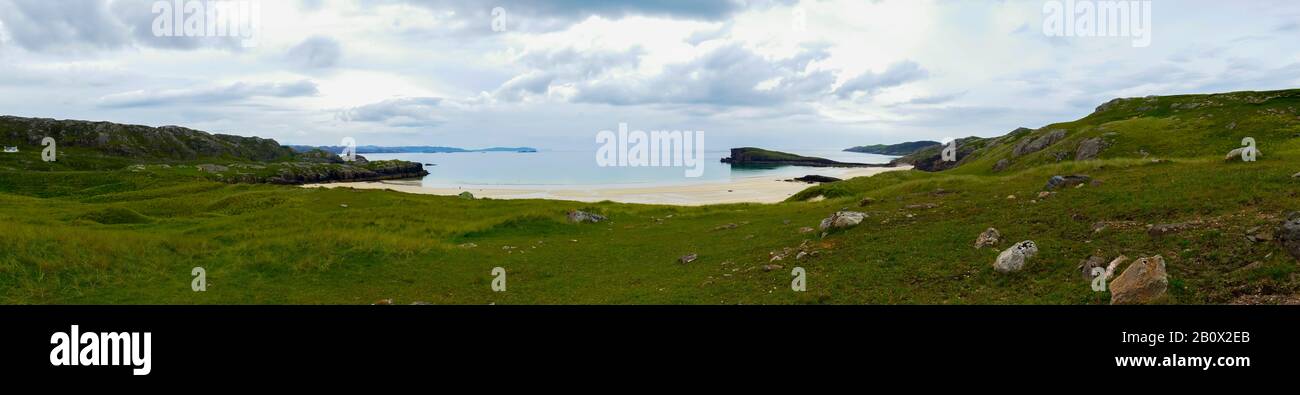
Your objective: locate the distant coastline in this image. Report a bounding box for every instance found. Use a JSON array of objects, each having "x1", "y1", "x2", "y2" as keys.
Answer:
[{"x1": 287, "y1": 145, "x2": 538, "y2": 154}]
